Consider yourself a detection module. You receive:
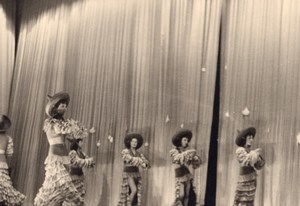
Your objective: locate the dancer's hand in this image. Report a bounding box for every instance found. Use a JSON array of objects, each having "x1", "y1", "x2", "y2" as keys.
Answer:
[{"x1": 142, "y1": 163, "x2": 148, "y2": 169}]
